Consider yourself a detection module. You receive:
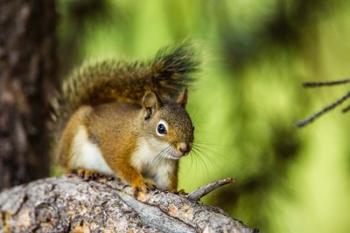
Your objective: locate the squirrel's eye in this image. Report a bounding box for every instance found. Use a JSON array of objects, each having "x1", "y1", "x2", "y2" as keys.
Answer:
[{"x1": 157, "y1": 123, "x2": 167, "y2": 135}]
